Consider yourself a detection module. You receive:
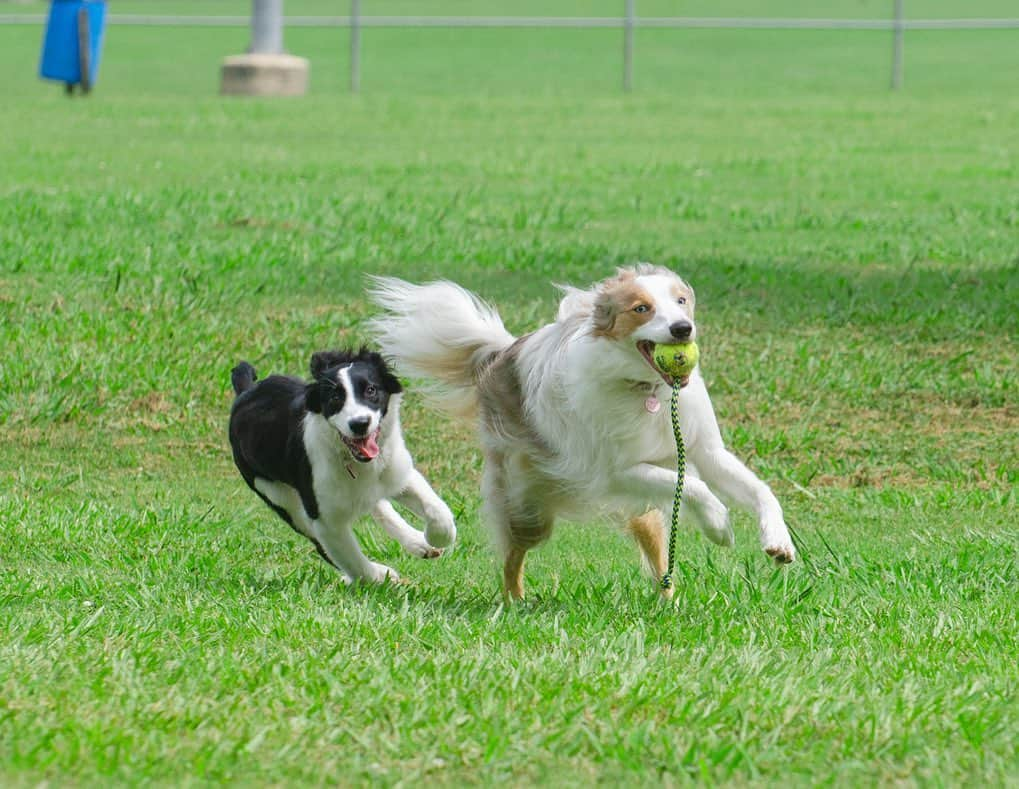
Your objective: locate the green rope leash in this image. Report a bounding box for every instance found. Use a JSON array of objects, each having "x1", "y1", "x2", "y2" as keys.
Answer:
[
  {"x1": 660, "y1": 382, "x2": 684, "y2": 591},
  {"x1": 650, "y1": 341, "x2": 699, "y2": 593}
]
